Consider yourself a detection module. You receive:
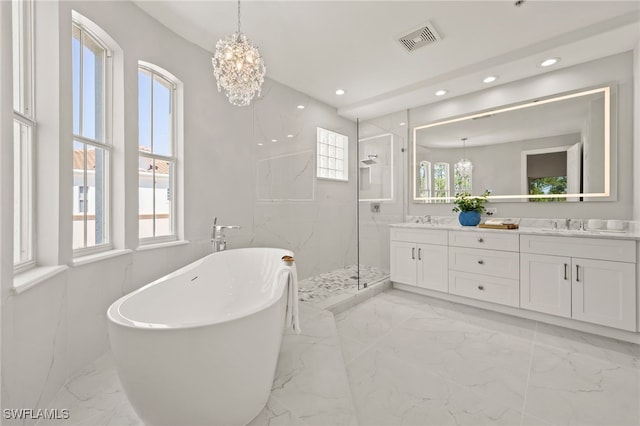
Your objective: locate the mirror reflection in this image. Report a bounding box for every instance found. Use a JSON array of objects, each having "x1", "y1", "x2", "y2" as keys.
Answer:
[{"x1": 412, "y1": 86, "x2": 611, "y2": 203}]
